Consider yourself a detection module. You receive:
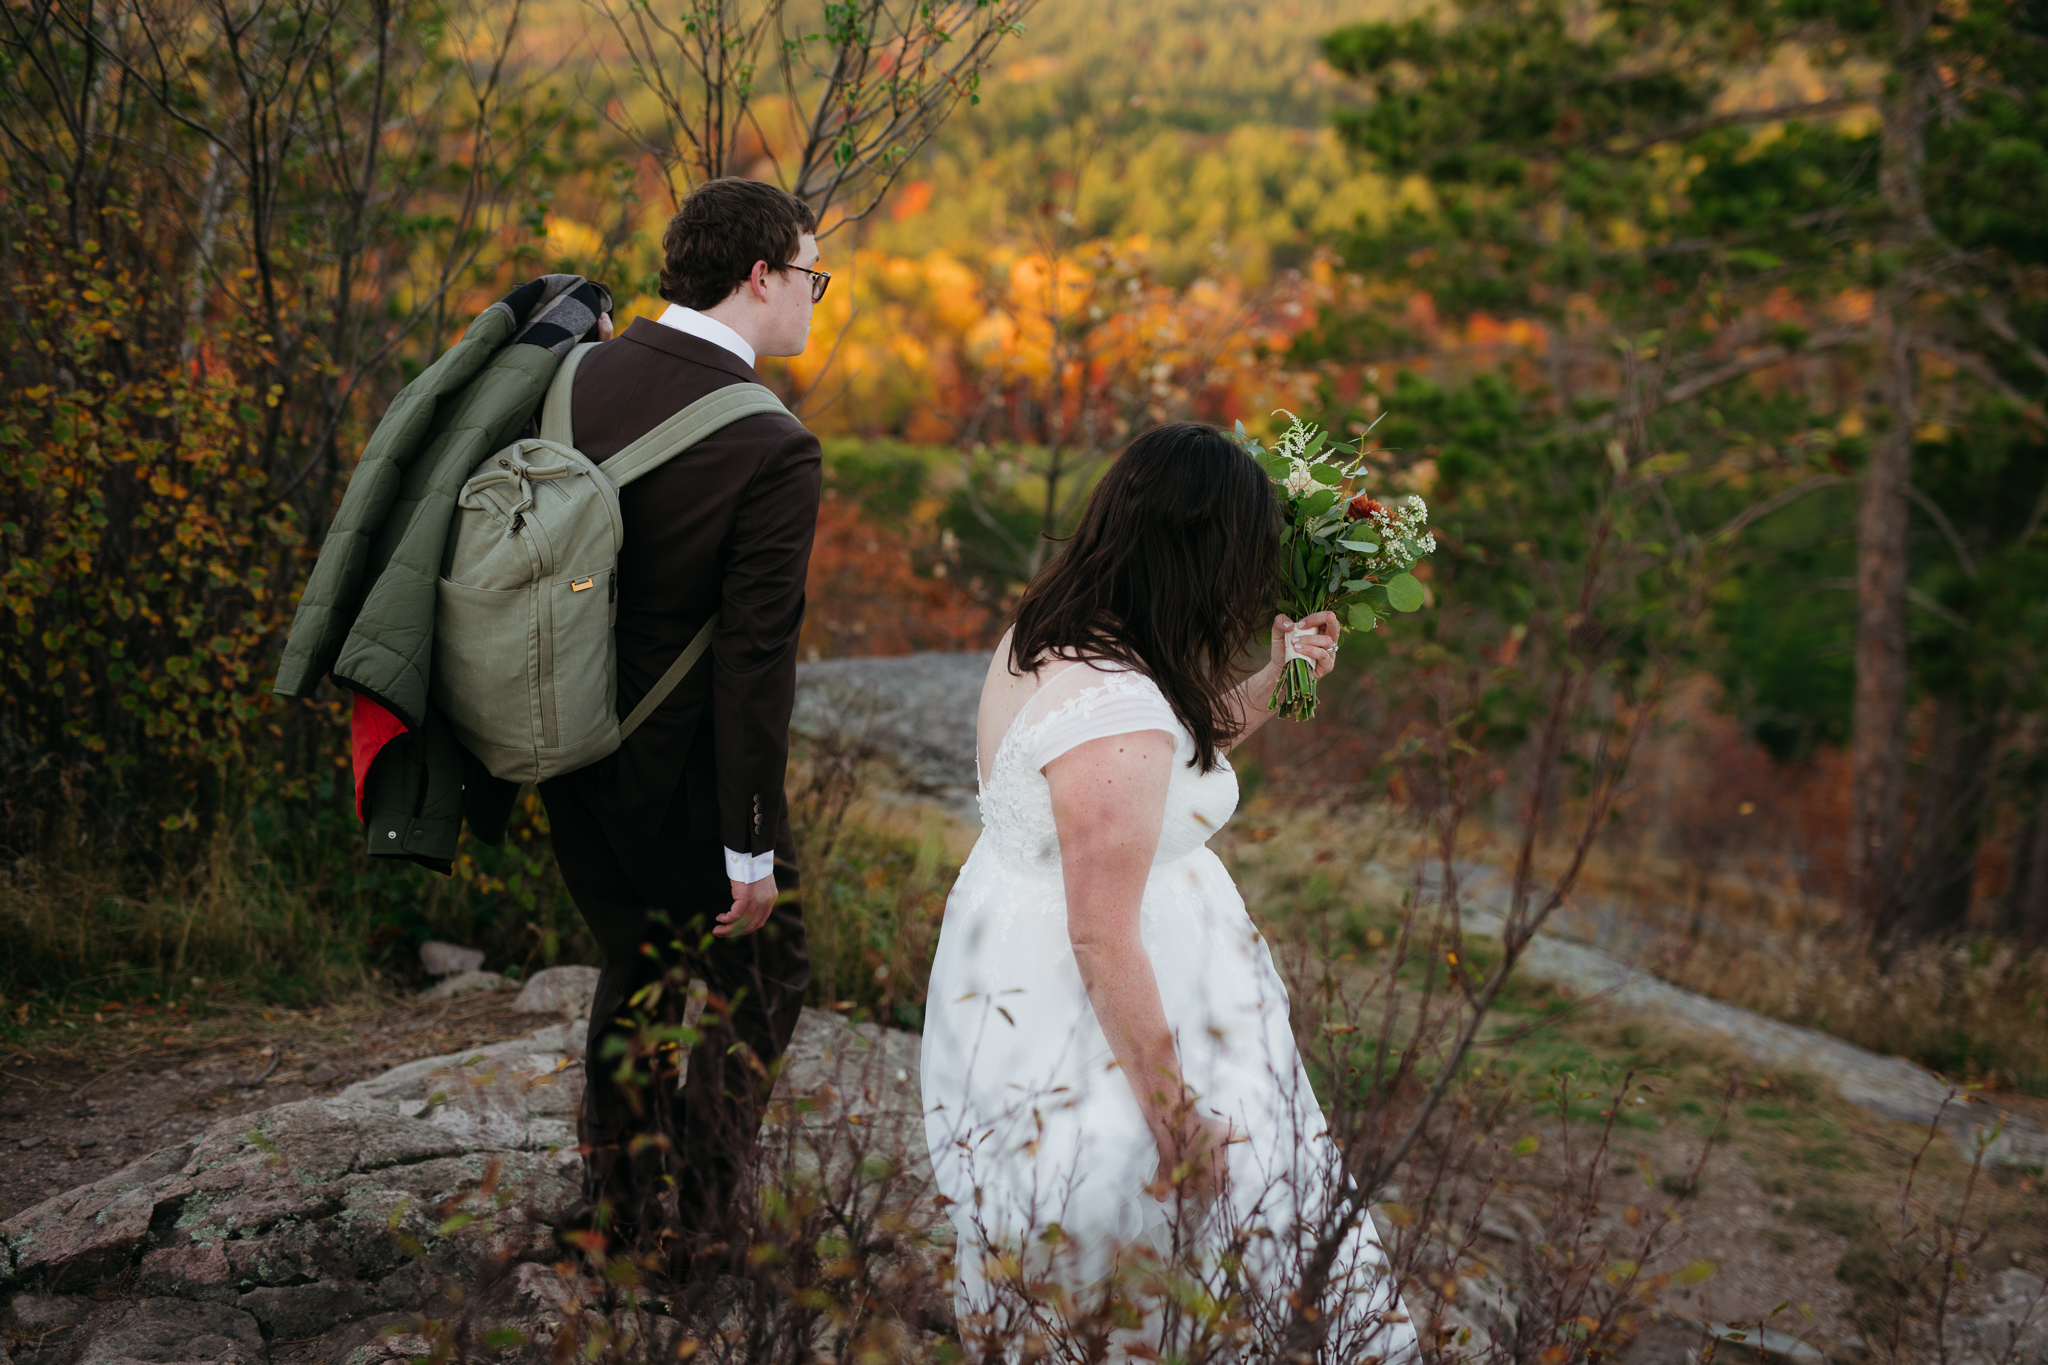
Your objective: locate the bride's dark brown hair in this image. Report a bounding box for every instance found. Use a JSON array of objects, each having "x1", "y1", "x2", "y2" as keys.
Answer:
[{"x1": 1008, "y1": 422, "x2": 1280, "y2": 772}]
